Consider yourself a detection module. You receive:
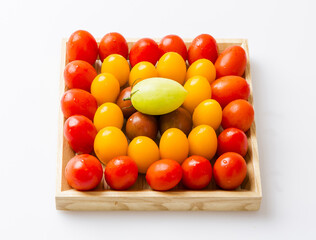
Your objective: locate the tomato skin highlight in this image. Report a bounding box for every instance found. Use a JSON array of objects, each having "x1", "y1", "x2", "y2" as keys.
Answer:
[
  {"x1": 211, "y1": 76, "x2": 250, "y2": 108},
  {"x1": 61, "y1": 89, "x2": 97, "y2": 120},
  {"x1": 217, "y1": 128, "x2": 248, "y2": 157},
  {"x1": 129, "y1": 38, "x2": 160, "y2": 67},
  {"x1": 188, "y1": 34, "x2": 218, "y2": 64},
  {"x1": 213, "y1": 152, "x2": 247, "y2": 190},
  {"x1": 99, "y1": 32, "x2": 128, "y2": 62},
  {"x1": 181, "y1": 155, "x2": 212, "y2": 190},
  {"x1": 64, "y1": 60, "x2": 97, "y2": 92},
  {"x1": 146, "y1": 159, "x2": 182, "y2": 191},
  {"x1": 104, "y1": 156, "x2": 138, "y2": 190},
  {"x1": 215, "y1": 46, "x2": 247, "y2": 78},
  {"x1": 66, "y1": 30, "x2": 98, "y2": 65},
  {"x1": 222, "y1": 99, "x2": 254, "y2": 132},
  {"x1": 65, "y1": 154, "x2": 103, "y2": 191},
  {"x1": 64, "y1": 115, "x2": 97, "y2": 154},
  {"x1": 158, "y1": 35, "x2": 188, "y2": 61}
]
